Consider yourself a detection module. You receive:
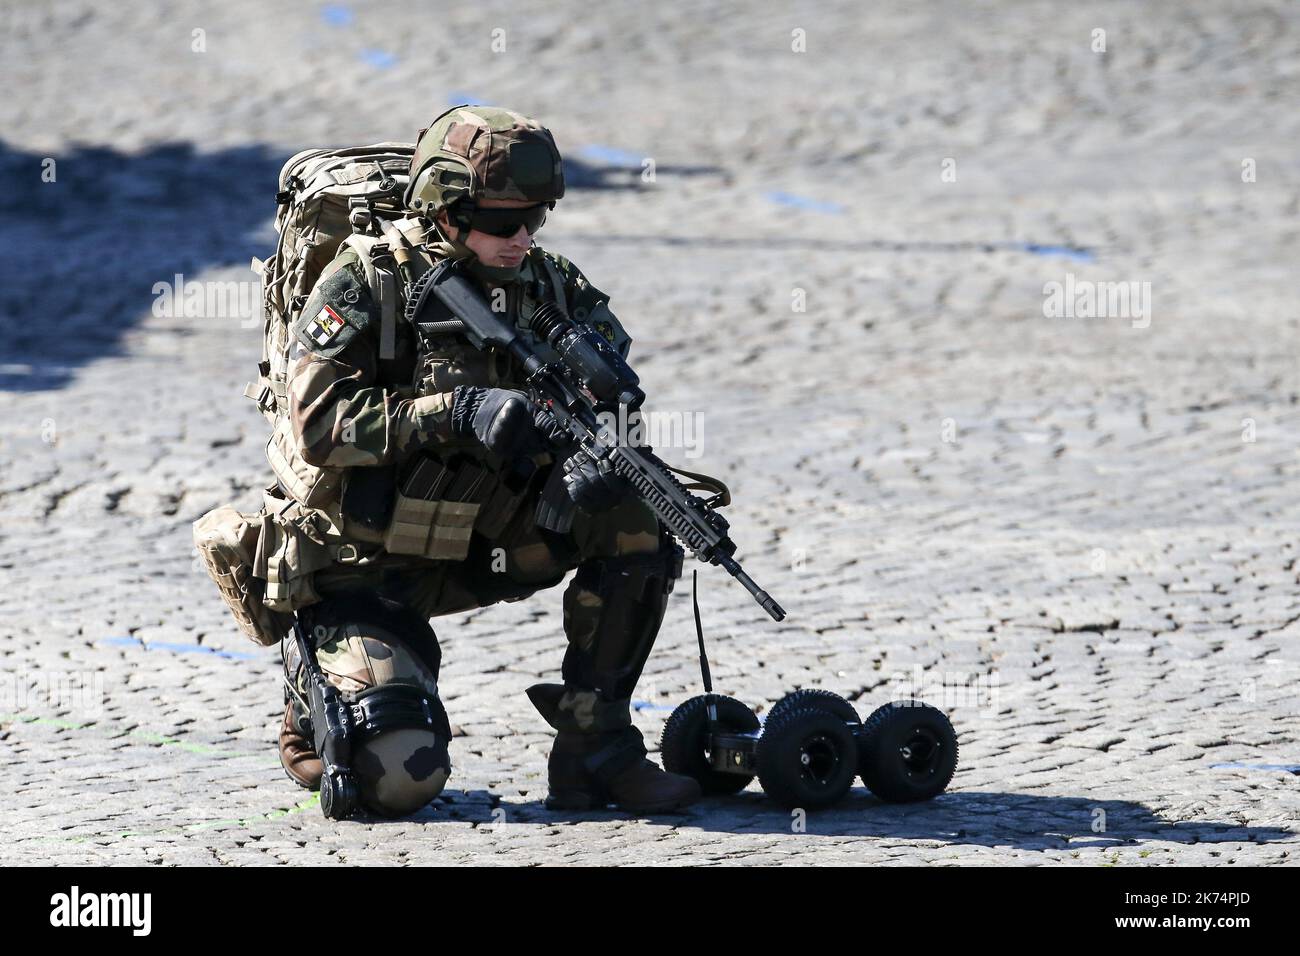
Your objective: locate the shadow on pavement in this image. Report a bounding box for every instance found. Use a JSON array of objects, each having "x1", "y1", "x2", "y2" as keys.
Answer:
[
  {"x1": 0, "y1": 137, "x2": 718, "y2": 392},
  {"x1": 0, "y1": 140, "x2": 282, "y2": 392},
  {"x1": 372, "y1": 788, "x2": 1296, "y2": 850}
]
